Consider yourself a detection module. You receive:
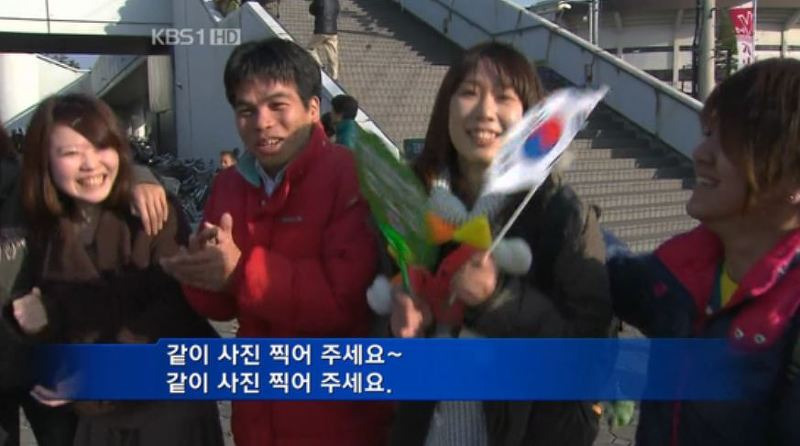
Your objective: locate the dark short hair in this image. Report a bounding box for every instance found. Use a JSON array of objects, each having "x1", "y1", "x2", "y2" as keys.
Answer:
[
  {"x1": 224, "y1": 38, "x2": 321, "y2": 107},
  {"x1": 21, "y1": 94, "x2": 132, "y2": 235},
  {"x1": 701, "y1": 58, "x2": 800, "y2": 203},
  {"x1": 331, "y1": 95, "x2": 358, "y2": 120},
  {"x1": 412, "y1": 41, "x2": 545, "y2": 190},
  {"x1": 220, "y1": 148, "x2": 239, "y2": 159}
]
